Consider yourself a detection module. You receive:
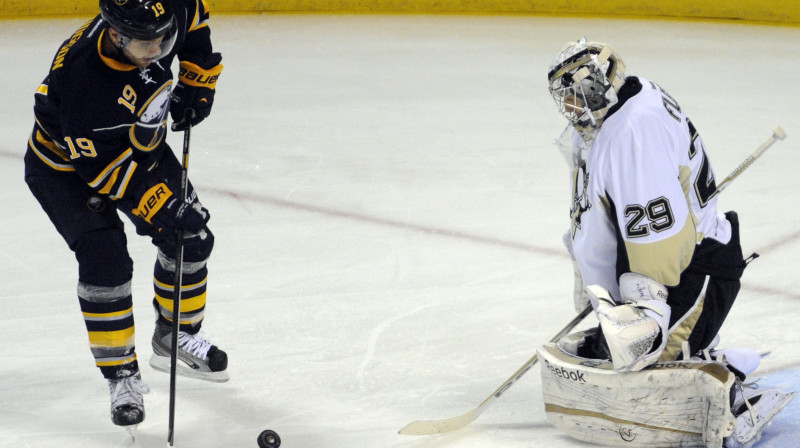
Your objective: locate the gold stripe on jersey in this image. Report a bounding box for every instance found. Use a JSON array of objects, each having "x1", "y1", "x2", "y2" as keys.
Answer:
[
  {"x1": 28, "y1": 131, "x2": 75, "y2": 172},
  {"x1": 189, "y1": 0, "x2": 210, "y2": 32},
  {"x1": 679, "y1": 165, "x2": 705, "y2": 243},
  {"x1": 111, "y1": 161, "x2": 138, "y2": 200},
  {"x1": 88, "y1": 148, "x2": 132, "y2": 188},
  {"x1": 97, "y1": 166, "x2": 121, "y2": 195},
  {"x1": 96, "y1": 30, "x2": 137, "y2": 72},
  {"x1": 36, "y1": 84, "x2": 48, "y2": 95},
  {"x1": 36, "y1": 130, "x2": 69, "y2": 161},
  {"x1": 625, "y1": 214, "x2": 696, "y2": 287}
]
